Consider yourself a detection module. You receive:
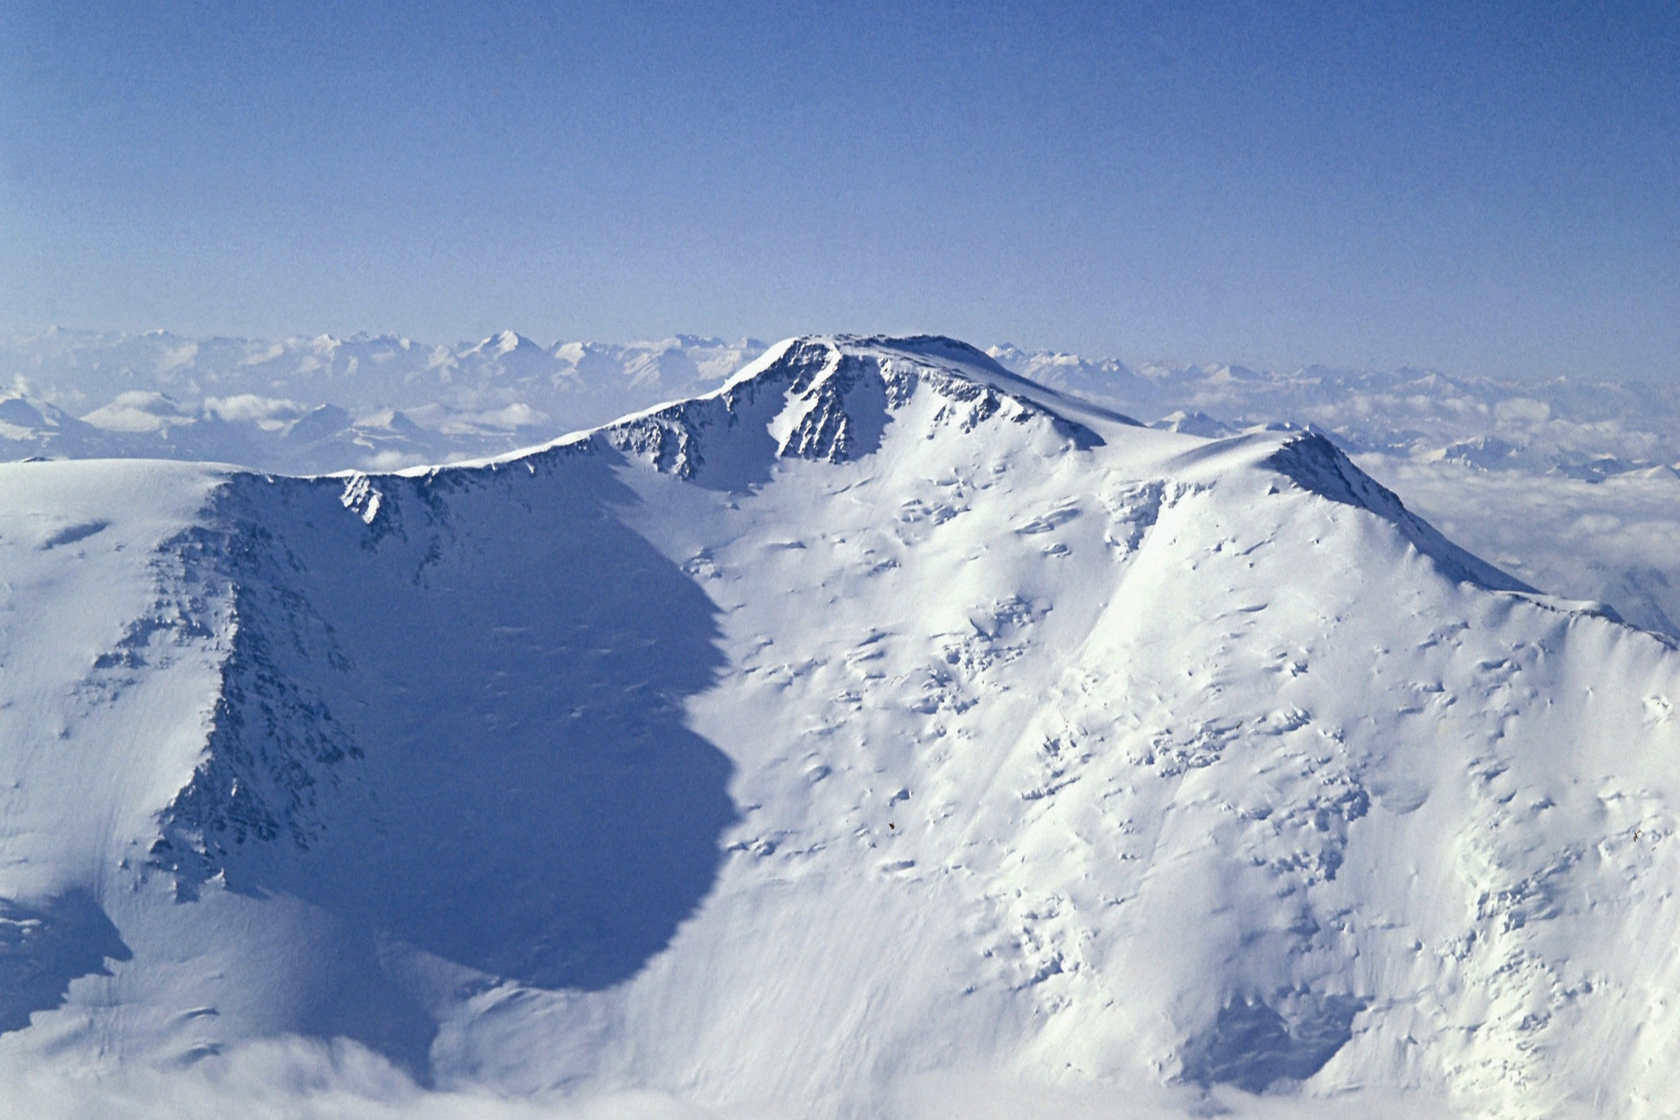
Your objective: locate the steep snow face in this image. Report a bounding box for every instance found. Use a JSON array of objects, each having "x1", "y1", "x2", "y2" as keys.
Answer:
[{"x1": 1, "y1": 336, "x2": 1678, "y2": 1118}]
